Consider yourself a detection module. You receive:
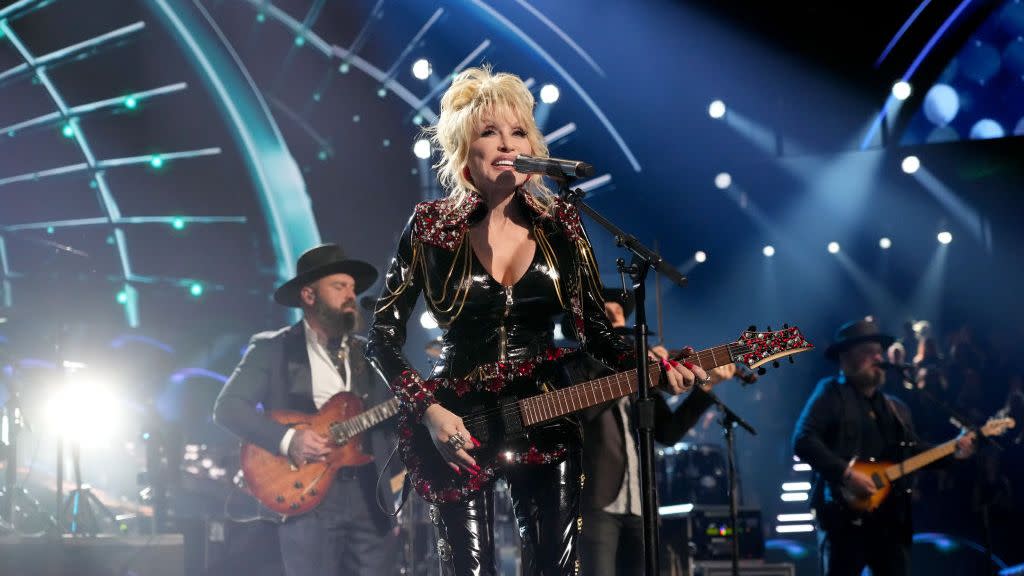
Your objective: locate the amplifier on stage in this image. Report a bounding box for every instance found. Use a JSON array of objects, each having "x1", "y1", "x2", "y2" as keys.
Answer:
[{"x1": 689, "y1": 506, "x2": 764, "y2": 561}]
